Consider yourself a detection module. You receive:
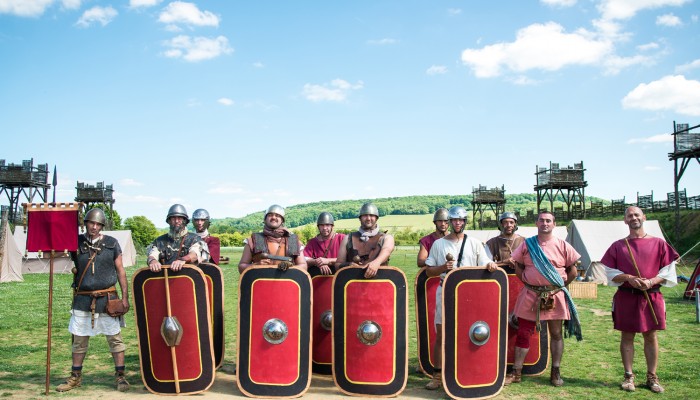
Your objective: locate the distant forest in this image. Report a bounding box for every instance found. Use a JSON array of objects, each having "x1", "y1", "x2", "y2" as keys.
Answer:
[{"x1": 209, "y1": 193, "x2": 608, "y2": 233}]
